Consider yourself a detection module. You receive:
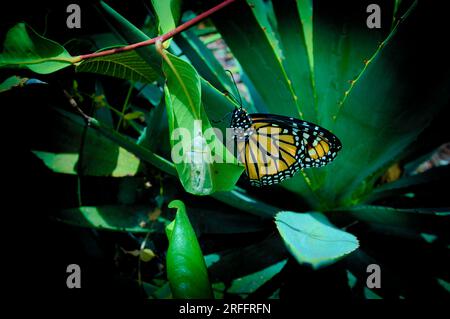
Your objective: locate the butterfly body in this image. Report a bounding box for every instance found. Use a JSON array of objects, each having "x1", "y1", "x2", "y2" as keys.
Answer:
[{"x1": 231, "y1": 107, "x2": 342, "y2": 187}]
